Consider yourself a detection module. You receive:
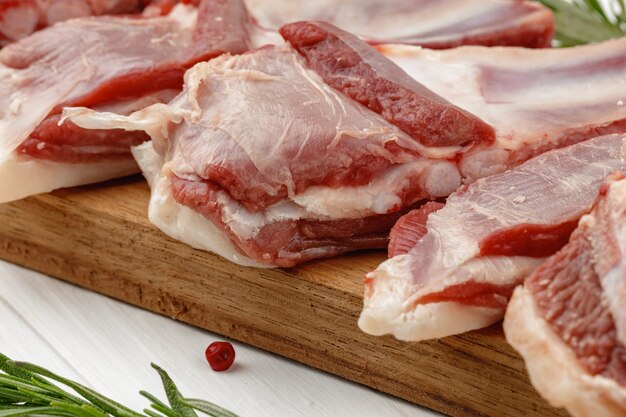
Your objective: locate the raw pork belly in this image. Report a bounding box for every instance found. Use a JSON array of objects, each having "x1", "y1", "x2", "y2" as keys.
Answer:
[
  {"x1": 66, "y1": 42, "x2": 476, "y2": 267},
  {"x1": 0, "y1": 0, "x2": 250, "y2": 203},
  {"x1": 0, "y1": 0, "x2": 144, "y2": 46},
  {"x1": 359, "y1": 135, "x2": 626, "y2": 341},
  {"x1": 504, "y1": 173, "x2": 626, "y2": 417},
  {"x1": 380, "y1": 36, "x2": 626, "y2": 184},
  {"x1": 68, "y1": 23, "x2": 626, "y2": 267},
  {"x1": 247, "y1": 0, "x2": 554, "y2": 48}
]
